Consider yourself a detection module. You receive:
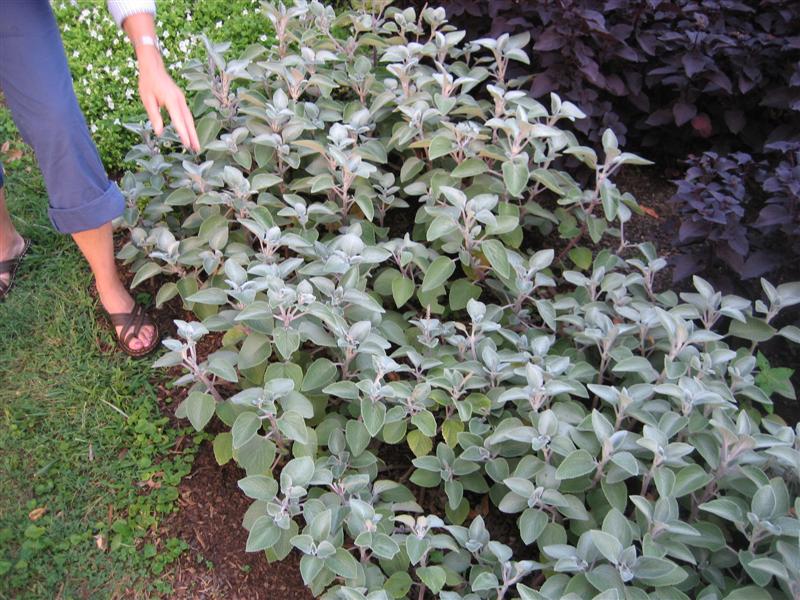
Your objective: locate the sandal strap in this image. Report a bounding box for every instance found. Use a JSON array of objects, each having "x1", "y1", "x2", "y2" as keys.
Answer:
[
  {"x1": 0, "y1": 238, "x2": 30, "y2": 273},
  {"x1": 0, "y1": 257, "x2": 19, "y2": 273},
  {"x1": 107, "y1": 304, "x2": 154, "y2": 349}
]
